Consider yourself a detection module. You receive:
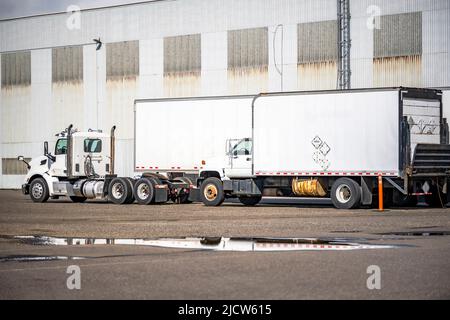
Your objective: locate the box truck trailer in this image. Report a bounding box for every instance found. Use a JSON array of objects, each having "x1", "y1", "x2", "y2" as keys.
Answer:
[{"x1": 197, "y1": 88, "x2": 450, "y2": 209}]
